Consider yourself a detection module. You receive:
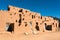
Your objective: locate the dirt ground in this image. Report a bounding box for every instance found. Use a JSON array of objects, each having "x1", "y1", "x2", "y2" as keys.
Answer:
[{"x1": 0, "y1": 32, "x2": 60, "y2": 40}]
